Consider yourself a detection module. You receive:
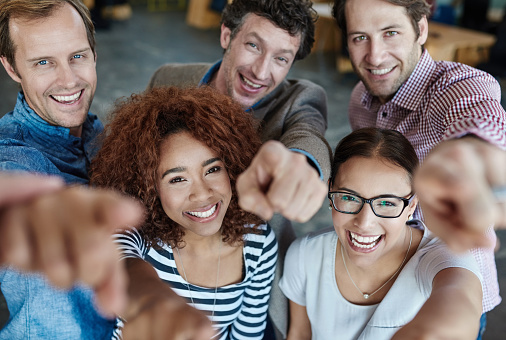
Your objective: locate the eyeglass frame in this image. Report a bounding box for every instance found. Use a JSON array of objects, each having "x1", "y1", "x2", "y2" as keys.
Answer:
[{"x1": 328, "y1": 183, "x2": 416, "y2": 219}]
